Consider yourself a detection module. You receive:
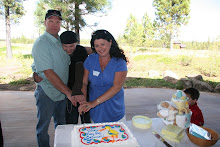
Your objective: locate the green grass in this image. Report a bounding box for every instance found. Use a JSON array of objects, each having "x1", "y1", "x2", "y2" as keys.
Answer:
[
  {"x1": 0, "y1": 42, "x2": 33, "y2": 83},
  {"x1": 9, "y1": 79, "x2": 31, "y2": 85},
  {"x1": 124, "y1": 78, "x2": 177, "y2": 89}
]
